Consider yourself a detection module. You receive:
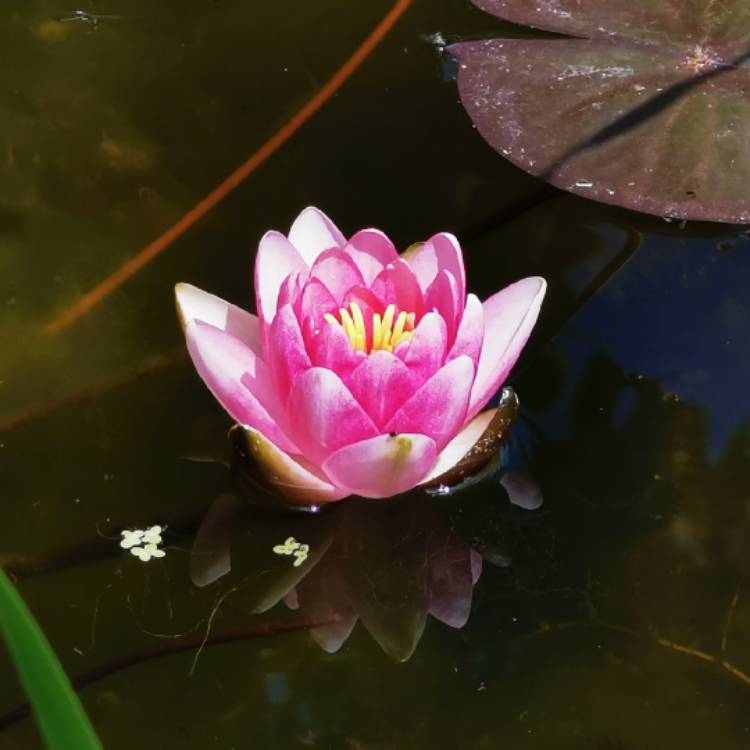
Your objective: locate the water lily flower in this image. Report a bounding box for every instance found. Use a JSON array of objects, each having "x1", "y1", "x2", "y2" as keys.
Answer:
[{"x1": 176, "y1": 207, "x2": 545, "y2": 502}]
